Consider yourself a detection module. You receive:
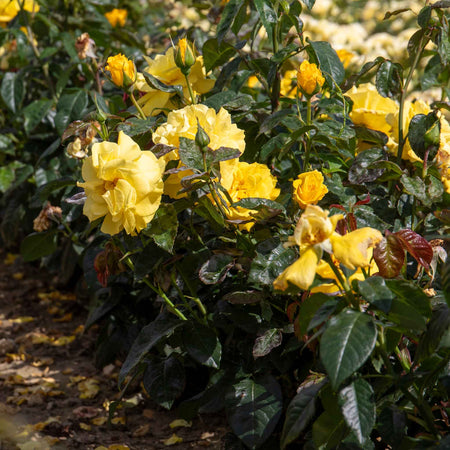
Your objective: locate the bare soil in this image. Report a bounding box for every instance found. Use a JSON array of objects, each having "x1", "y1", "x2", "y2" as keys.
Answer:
[{"x1": 0, "y1": 252, "x2": 228, "y2": 450}]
